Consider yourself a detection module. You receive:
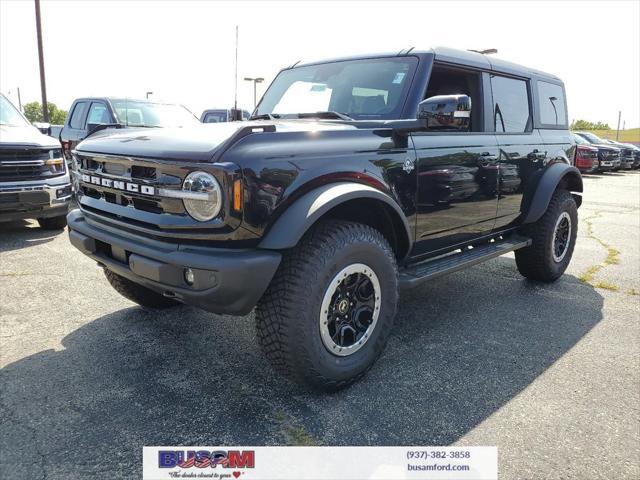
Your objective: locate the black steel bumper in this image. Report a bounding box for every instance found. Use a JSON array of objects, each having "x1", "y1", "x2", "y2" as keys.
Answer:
[{"x1": 66, "y1": 209, "x2": 281, "y2": 315}]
